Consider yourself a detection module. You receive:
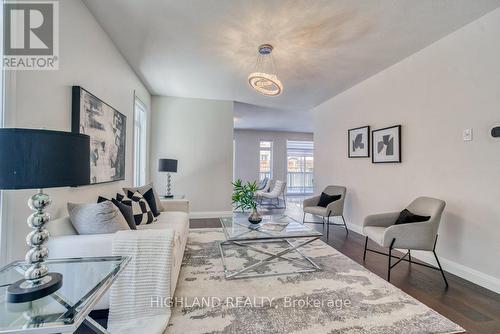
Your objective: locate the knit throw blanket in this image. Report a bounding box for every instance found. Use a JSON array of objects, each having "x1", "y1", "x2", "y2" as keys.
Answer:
[{"x1": 108, "y1": 229, "x2": 174, "y2": 334}]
